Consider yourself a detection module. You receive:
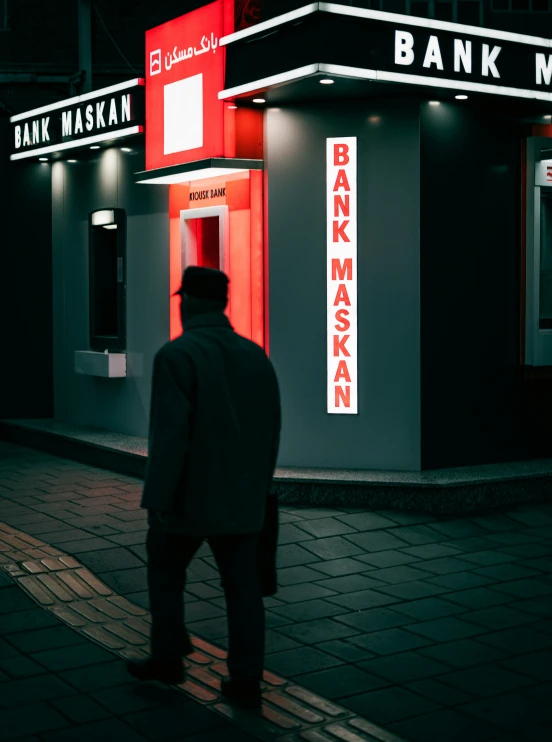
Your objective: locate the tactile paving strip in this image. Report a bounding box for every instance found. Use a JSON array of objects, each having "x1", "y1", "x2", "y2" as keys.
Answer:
[{"x1": 0, "y1": 521, "x2": 408, "y2": 742}]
